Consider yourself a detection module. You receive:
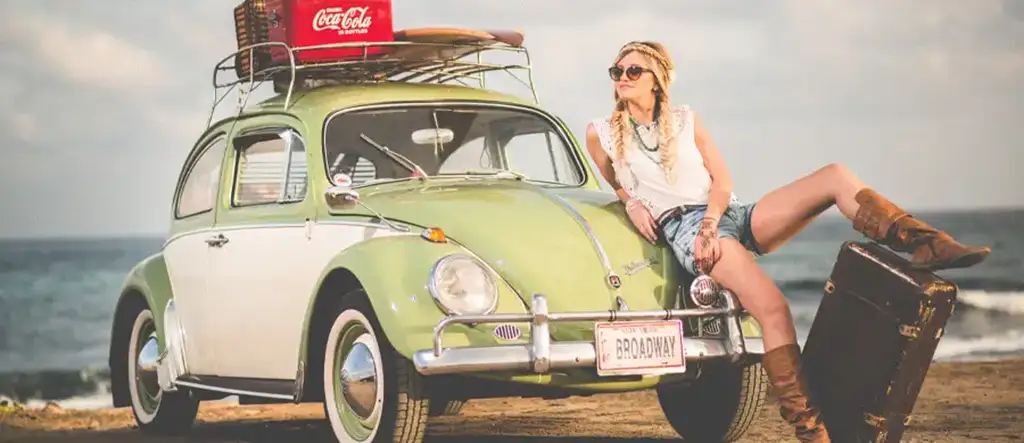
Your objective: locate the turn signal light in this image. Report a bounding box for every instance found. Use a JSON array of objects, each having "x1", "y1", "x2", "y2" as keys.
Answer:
[{"x1": 421, "y1": 227, "x2": 447, "y2": 243}]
